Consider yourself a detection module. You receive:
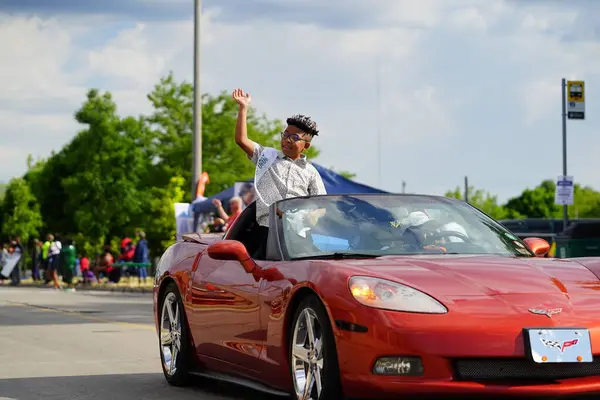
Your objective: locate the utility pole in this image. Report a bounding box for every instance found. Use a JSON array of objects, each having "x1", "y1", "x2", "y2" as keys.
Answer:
[
  {"x1": 464, "y1": 176, "x2": 469, "y2": 203},
  {"x1": 376, "y1": 55, "x2": 382, "y2": 188},
  {"x1": 561, "y1": 78, "x2": 568, "y2": 230},
  {"x1": 191, "y1": 0, "x2": 203, "y2": 200}
]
